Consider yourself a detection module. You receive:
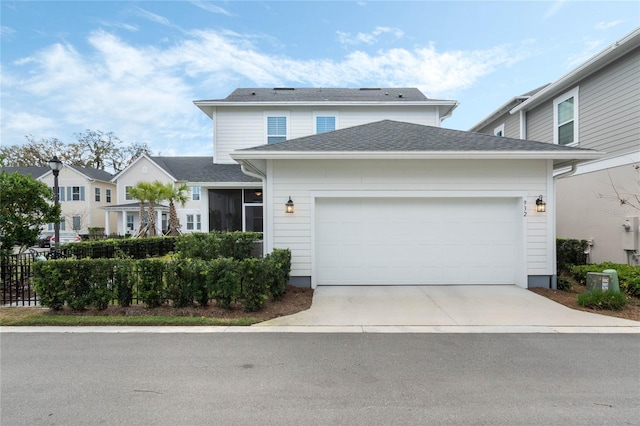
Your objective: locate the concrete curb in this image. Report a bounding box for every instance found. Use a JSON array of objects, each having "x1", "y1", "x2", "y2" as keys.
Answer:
[{"x1": 2, "y1": 325, "x2": 639, "y2": 334}]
